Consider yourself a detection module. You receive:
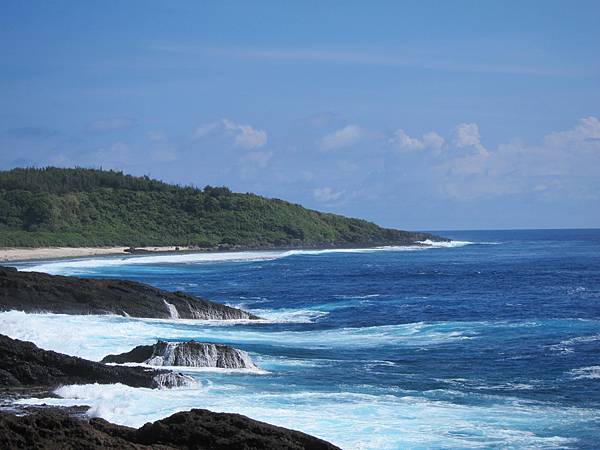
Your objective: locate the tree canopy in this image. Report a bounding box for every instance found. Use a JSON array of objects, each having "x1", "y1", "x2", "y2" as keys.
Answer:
[{"x1": 0, "y1": 167, "x2": 436, "y2": 248}]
